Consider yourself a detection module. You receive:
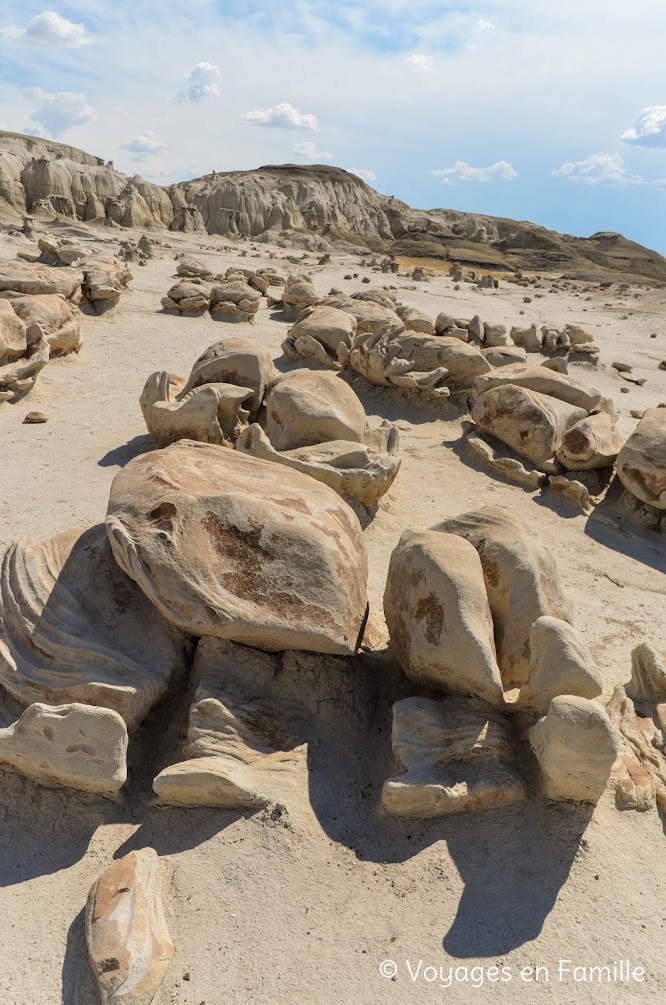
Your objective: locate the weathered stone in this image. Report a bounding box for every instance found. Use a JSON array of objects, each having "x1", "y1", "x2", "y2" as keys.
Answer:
[
  {"x1": 397, "y1": 305, "x2": 435, "y2": 334},
  {"x1": 106, "y1": 441, "x2": 368, "y2": 655},
  {"x1": 9, "y1": 293, "x2": 81, "y2": 356},
  {"x1": 284, "y1": 305, "x2": 356, "y2": 367},
  {"x1": 384, "y1": 529, "x2": 504, "y2": 705},
  {"x1": 282, "y1": 275, "x2": 318, "y2": 320},
  {"x1": 0, "y1": 299, "x2": 27, "y2": 365},
  {"x1": 616, "y1": 408, "x2": 666, "y2": 509},
  {"x1": 320, "y1": 294, "x2": 402, "y2": 333},
  {"x1": 466, "y1": 429, "x2": 547, "y2": 489},
  {"x1": 518, "y1": 617, "x2": 603, "y2": 715},
  {"x1": 481, "y1": 345, "x2": 527, "y2": 368},
  {"x1": 471, "y1": 384, "x2": 586, "y2": 469},
  {"x1": 548, "y1": 475, "x2": 593, "y2": 513},
  {"x1": 140, "y1": 370, "x2": 252, "y2": 446},
  {"x1": 86, "y1": 849, "x2": 174, "y2": 1005},
  {"x1": 483, "y1": 322, "x2": 510, "y2": 347},
  {"x1": 529, "y1": 696, "x2": 621, "y2": 803},
  {"x1": 178, "y1": 336, "x2": 275, "y2": 418},
  {"x1": 557, "y1": 411, "x2": 624, "y2": 470},
  {"x1": 434, "y1": 507, "x2": 574, "y2": 688},
  {"x1": 209, "y1": 280, "x2": 261, "y2": 322},
  {"x1": 0, "y1": 525, "x2": 190, "y2": 728},
  {"x1": 0, "y1": 703, "x2": 127, "y2": 797},
  {"x1": 153, "y1": 639, "x2": 303, "y2": 808},
  {"x1": 510, "y1": 324, "x2": 542, "y2": 351},
  {"x1": 264, "y1": 370, "x2": 366, "y2": 451},
  {"x1": 0, "y1": 261, "x2": 83, "y2": 299},
  {"x1": 237, "y1": 420, "x2": 400, "y2": 507},
  {"x1": 381, "y1": 695, "x2": 525, "y2": 816},
  {"x1": 22, "y1": 410, "x2": 48, "y2": 423},
  {"x1": 473, "y1": 363, "x2": 602, "y2": 412}
]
